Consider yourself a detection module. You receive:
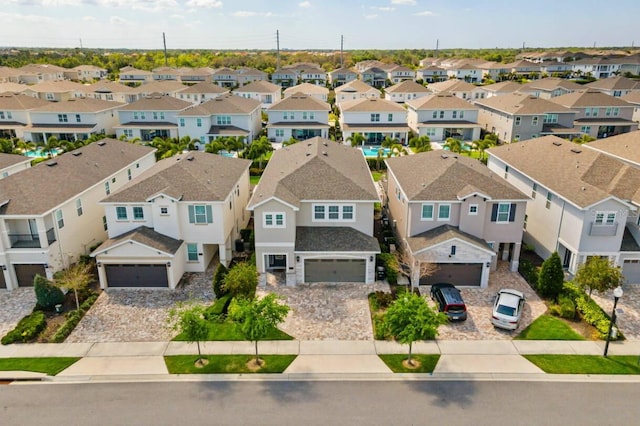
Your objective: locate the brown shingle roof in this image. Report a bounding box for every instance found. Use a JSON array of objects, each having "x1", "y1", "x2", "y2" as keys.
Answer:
[
  {"x1": 334, "y1": 79, "x2": 378, "y2": 93},
  {"x1": 178, "y1": 82, "x2": 229, "y2": 94},
  {"x1": 406, "y1": 93, "x2": 479, "y2": 110},
  {"x1": 519, "y1": 77, "x2": 583, "y2": 92},
  {"x1": 0, "y1": 153, "x2": 30, "y2": 169},
  {"x1": 29, "y1": 80, "x2": 85, "y2": 93},
  {"x1": 551, "y1": 89, "x2": 633, "y2": 108},
  {"x1": 621, "y1": 91, "x2": 640, "y2": 104},
  {"x1": 0, "y1": 92, "x2": 50, "y2": 110},
  {"x1": 475, "y1": 92, "x2": 574, "y2": 115},
  {"x1": 31, "y1": 98, "x2": 124, "y2": 113},
  {"x1": 586, "y1": 131, "x2": 640, "y2": 167},
  {"x1": 295, "y1": 226, "x2": 380, "y2": 252},
  {"x1": 267, "y1": 93, "x2": 330, "y2": 111},
  {"x1": 248, "y1": 137, "x2": 379, "y2": 209},
  {"x1": 407, "y1": 224, "x2": 494, "y2": 253},
  {"x1": 84, "y1": 80, "x2": 135, "y2": 94},
  {"x1": 131, "y1": 81, "x2": 187, "y2": 94},
  {"x1": 586, "y1": 76, "x2": 640, "y2": 91},
  {"x1": 119, "y1": 95, "x2": 192, "y2": 111},
  {"x1": 93, "y1": 226, "x2": 183, "y2": 255},
  {"x1": 284, "y1": 83, "x2": 329, "y2": 96},
  {"x1": 340, "y1": 97, "x2": 406, "y2": 112},
  {"x1": 233, "y1": 80, "x2": 281, "y2": 93},
  {"x1": 427, "y1": 79, "x2": 478, "y2": 93},
  {"x1": 179, "y1": 93, "x2": 260, "y2": 116},
  {"x1": 385, "y1": 80, "x2": 431, "y2": 93}
]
